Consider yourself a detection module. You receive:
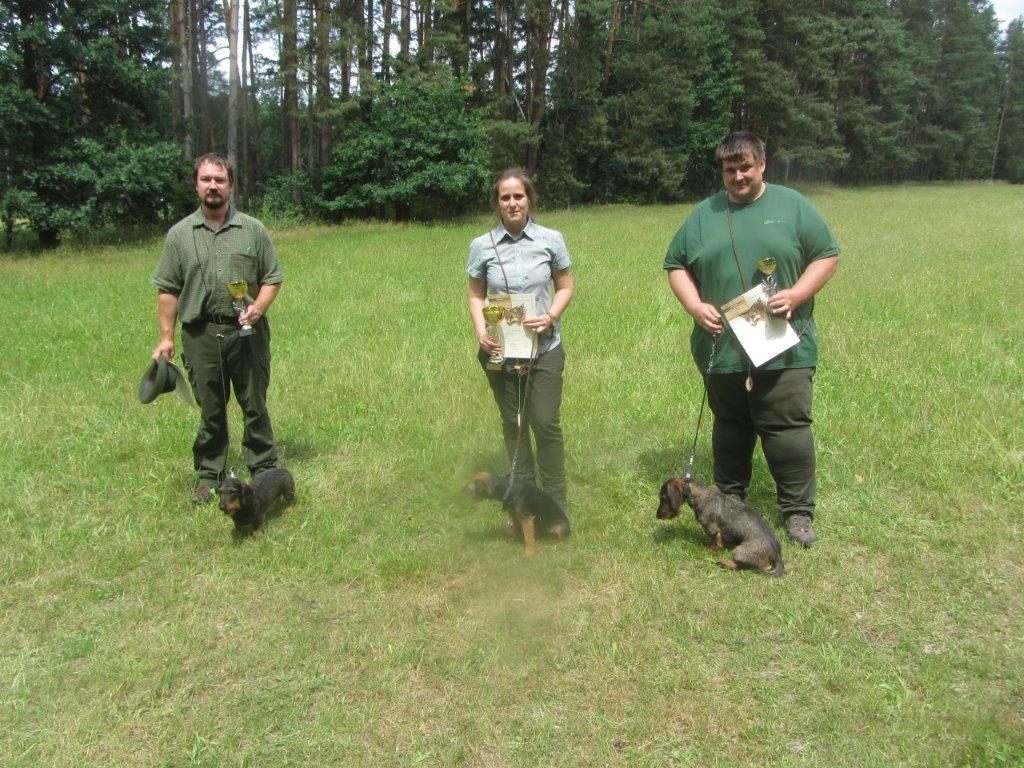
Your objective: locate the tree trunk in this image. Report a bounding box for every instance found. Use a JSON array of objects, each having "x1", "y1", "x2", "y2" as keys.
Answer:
[
  {"x1": 365, "y1": 0, "x2": 375, "y2": 80},
  {"x1": 494, "y1": 0, "x2": 513, "y2": 119},
  {"x1": 222, "y1": 0, "x2": 241, "y2": 201},
  {"x1": 400, "y1": 0, "x2": 411, "y2": 60},
  {"x1": 315, "y1": 0, "x2": 332, "y2": 166},
  {"x1": 198, "y1": 0, "x2": 214, "y2": 154},
  {"x1": 355, "y1": 0, "x2": 368, "y2": 89},
  {"x1": 307, "y1": 25, "x2": 316, "y2": 169},
  {"x1": 992, "y1": 53, "x2": 1014, "y2": 179},
  {"x1": 381, "y1": 0, "x2": 393, "y2": 81},
  {"x1": 170, "y1": 0, "x2": 184, "y2": 147},
  {"x1": 245, "y1": 0, "x2": 260, "y2": 191},
  {"x1": 282, "y1": 0, "x2": 300, "y2": 175},
  {"x1": 342, "y1": 0, "x2": 352, "y2": 100},
  {"x1": 419, "y1": 0, "x2": 431, "y2": 59},
  {"x1": 603, "y1": 0, "x2": 623, "y2": 92},
  {"x1": 241, "y1": 0, "x2": 250, "y2": 201},
  {"x1": 525, "y1": 0, "x2": 556, "y2": 172}
]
